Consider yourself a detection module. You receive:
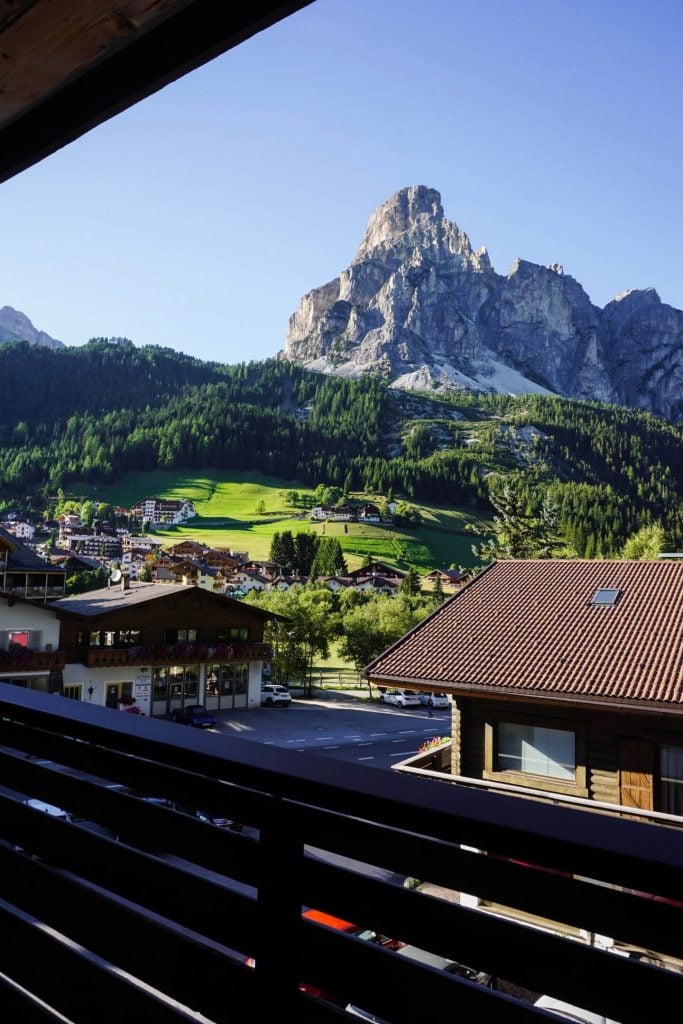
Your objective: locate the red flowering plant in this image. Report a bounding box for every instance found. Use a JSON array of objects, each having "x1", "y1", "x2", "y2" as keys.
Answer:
[{"x1": 417, "y1": 736, "x2": 450, "y2": 754}]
